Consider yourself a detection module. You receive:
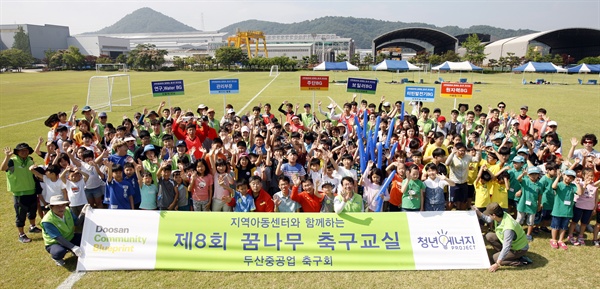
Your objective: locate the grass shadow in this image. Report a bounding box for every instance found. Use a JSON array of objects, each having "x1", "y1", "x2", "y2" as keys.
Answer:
[{"x1": 485, "y1": 248, "x2": 549, "y2": 270}]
